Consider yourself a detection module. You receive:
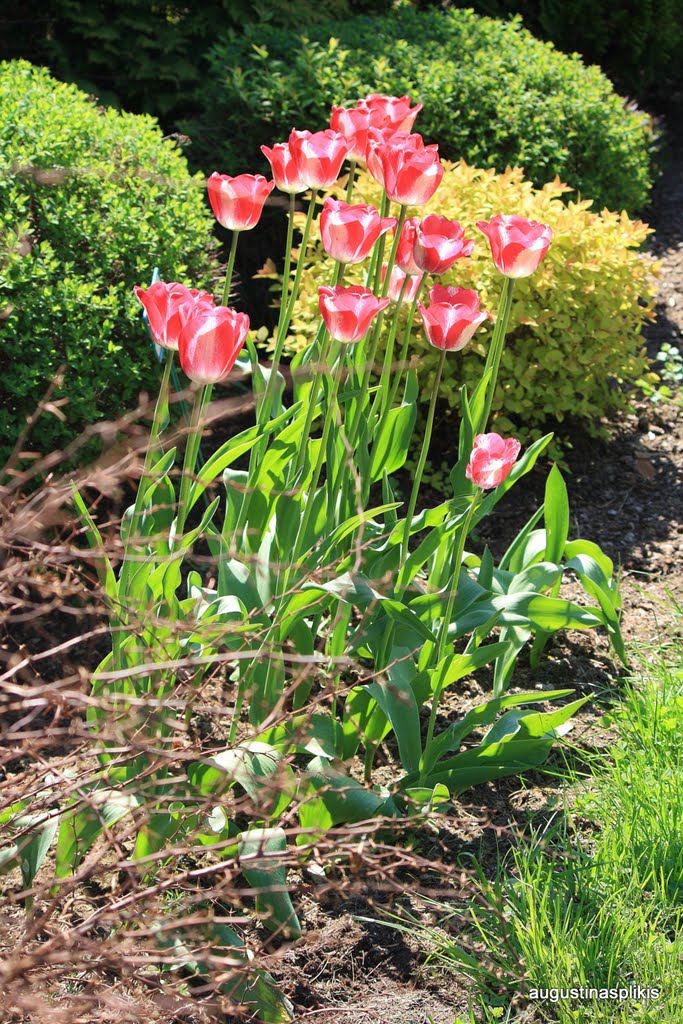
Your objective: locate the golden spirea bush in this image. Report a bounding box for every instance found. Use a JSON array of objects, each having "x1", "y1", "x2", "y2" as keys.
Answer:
[{"x1": 284, "y1": 162, "x2": 658, "y2": 439}]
